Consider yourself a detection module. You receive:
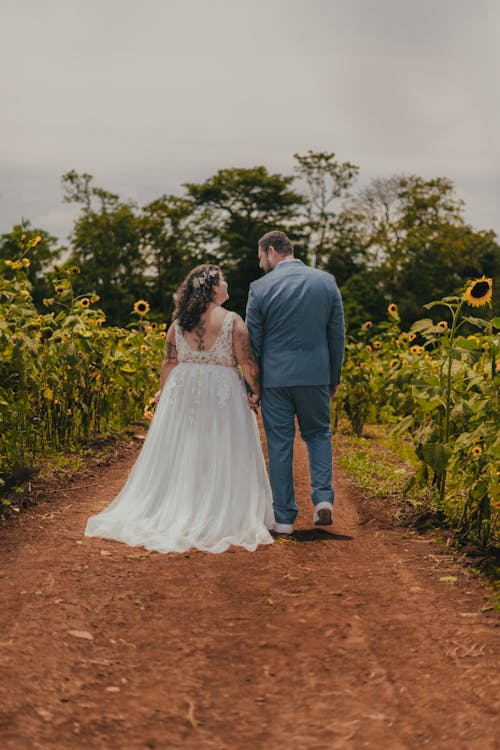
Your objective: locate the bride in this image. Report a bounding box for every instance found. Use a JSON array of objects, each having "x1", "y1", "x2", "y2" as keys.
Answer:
[{"x1": 85, "y1": 264, "x2": 275, "y2": 553}]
